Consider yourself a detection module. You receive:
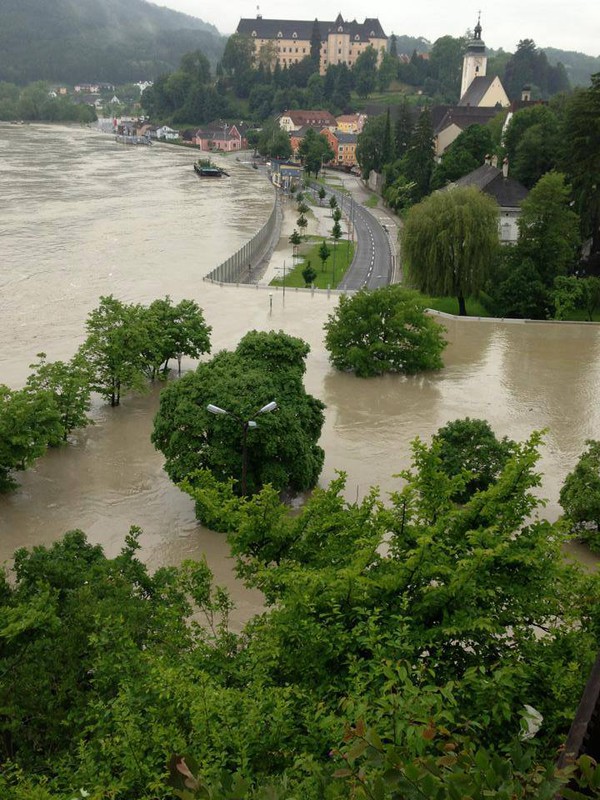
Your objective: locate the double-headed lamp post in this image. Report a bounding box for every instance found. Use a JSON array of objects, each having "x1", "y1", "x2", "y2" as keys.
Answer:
[{"x1": 206, "y1": 401, "x2": 278, "y2": 496}]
